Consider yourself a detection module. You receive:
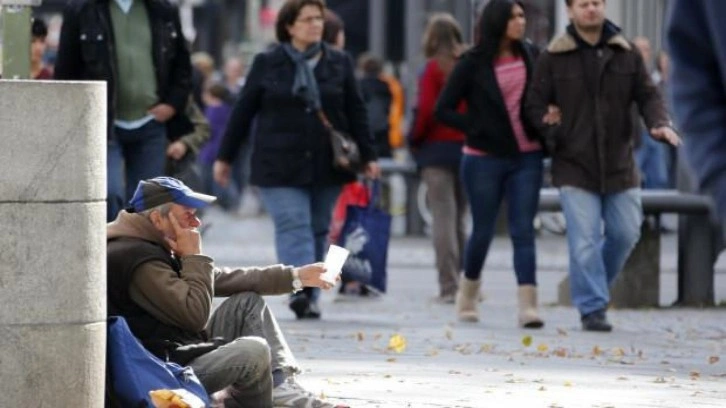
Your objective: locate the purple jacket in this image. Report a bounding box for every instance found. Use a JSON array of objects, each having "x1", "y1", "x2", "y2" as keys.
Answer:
[{"x1": 199, "y1": 103, "x2": 233, "y2": 166}]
